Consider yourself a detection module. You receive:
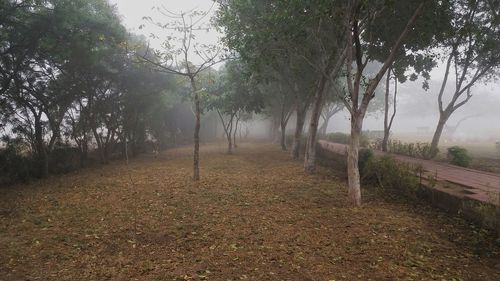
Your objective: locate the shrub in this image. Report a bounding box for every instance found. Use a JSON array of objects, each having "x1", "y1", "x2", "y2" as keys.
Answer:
[
  {"x1": 0, "y1": 138, "x2": 36, "y2": 185},
  {"x1": 381, "y1": 139, "x2": 435, "y2": 159},
  {"x1": 362, "y1": 155, "x2": 422, "y2": 199},
  {"x1": 447, "y1": 146, "x2": 471, "y2": 167},
  {"x1": 496, "y1": 142, "x2": 500, "y2": 155},
  {"x1": 49, "y1": 143, "x2": 81, "y2": 174},
  {"x1": 358, "y1": 148, "x2": 374, "y2": 176}
]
